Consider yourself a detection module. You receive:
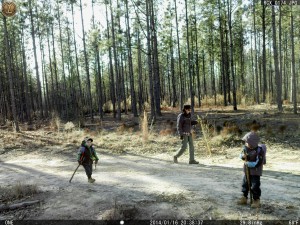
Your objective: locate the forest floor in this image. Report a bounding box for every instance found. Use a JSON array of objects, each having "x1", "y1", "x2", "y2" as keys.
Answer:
[{"x1": 0, "y1": 104, "x2": 299, "y2": 222}]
